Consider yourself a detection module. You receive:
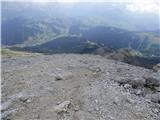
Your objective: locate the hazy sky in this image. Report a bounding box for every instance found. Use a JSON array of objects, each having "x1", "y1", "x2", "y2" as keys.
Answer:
[
  {"x1": 2, "y1": 0, "x2": 159, "y2": 2},
  {"x1": 2, "y1": 0, "x2": 160, "y2": 13}
]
